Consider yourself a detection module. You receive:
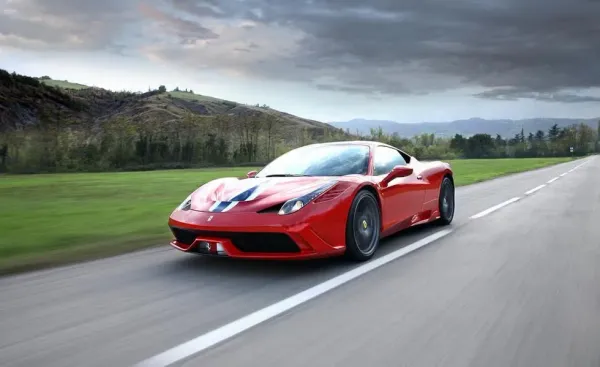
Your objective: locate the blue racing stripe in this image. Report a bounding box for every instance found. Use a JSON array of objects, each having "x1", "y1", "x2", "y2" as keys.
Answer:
[
  {"x1": 210, "y1": 201, "x2": 232, "y2": 212},
  {"x1": 229, "y1": 185, "x2": 259, "y2": 202}
]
